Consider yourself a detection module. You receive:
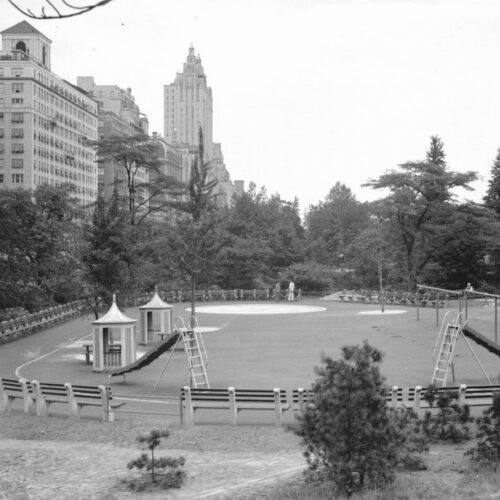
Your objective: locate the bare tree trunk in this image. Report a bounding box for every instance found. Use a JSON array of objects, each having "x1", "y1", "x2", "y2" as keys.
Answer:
[{"x1": 190, "y1": 275, "x2": 196, "y2": 328}]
